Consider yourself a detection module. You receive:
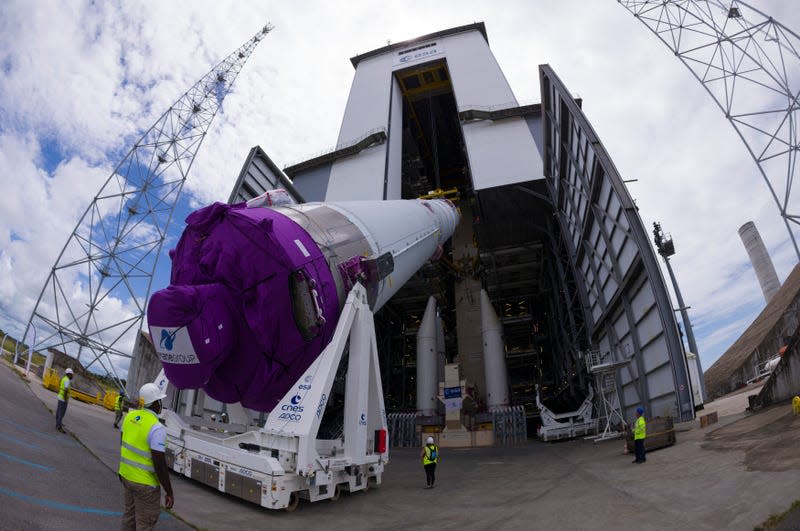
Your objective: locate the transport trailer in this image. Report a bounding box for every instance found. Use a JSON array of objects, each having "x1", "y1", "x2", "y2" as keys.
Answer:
[{"x1": 162, "y1": 284, "x2": 388, "y2": 511}]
